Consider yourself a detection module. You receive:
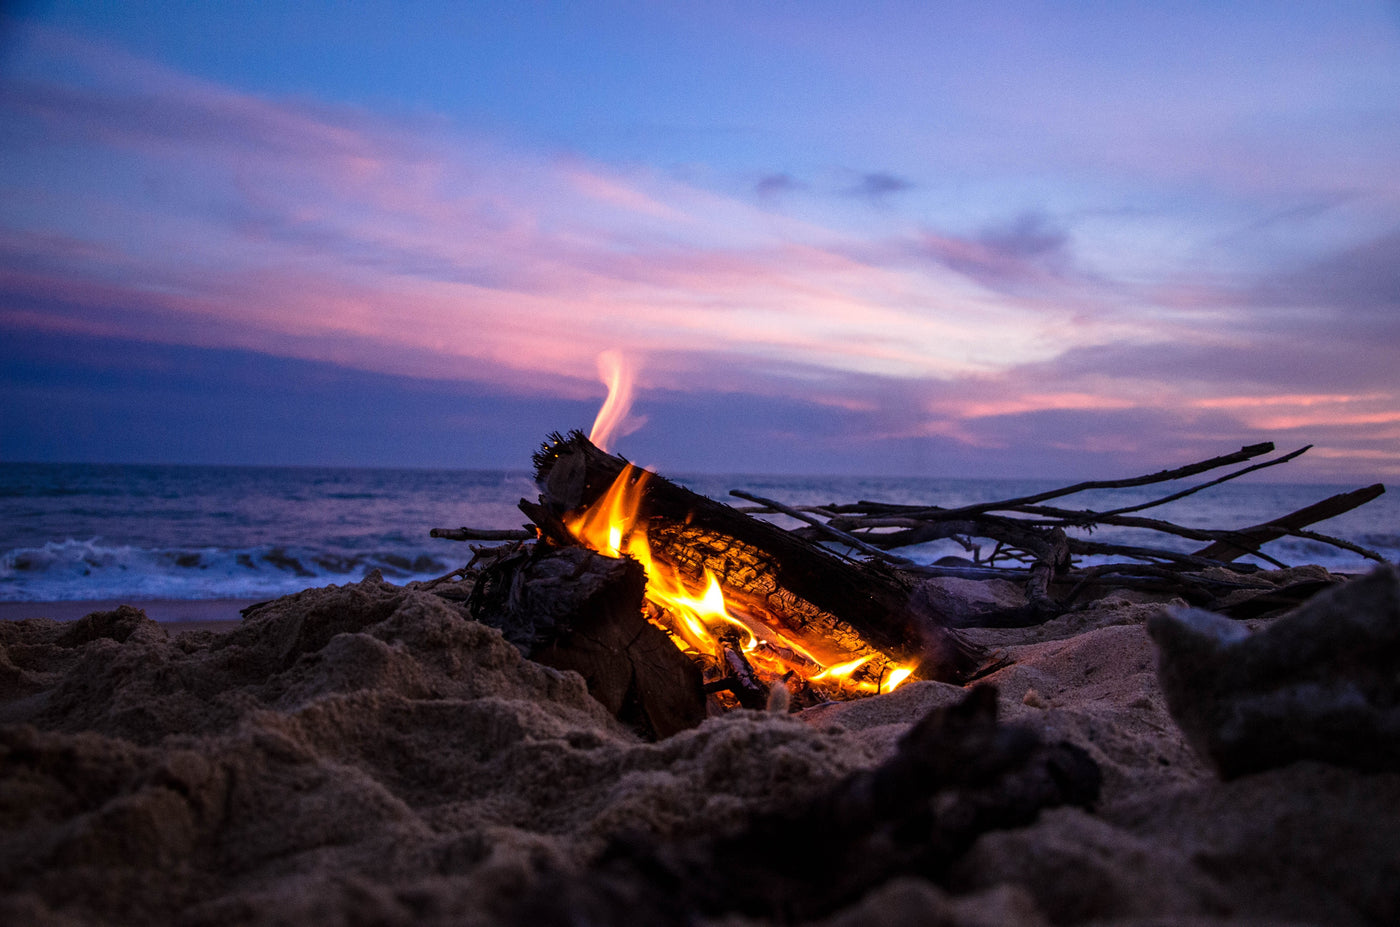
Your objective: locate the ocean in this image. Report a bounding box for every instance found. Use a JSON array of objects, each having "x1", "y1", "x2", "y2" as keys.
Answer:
[{"x1": 1, "y1": 462, "x2": 1395, "y2": 603}]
